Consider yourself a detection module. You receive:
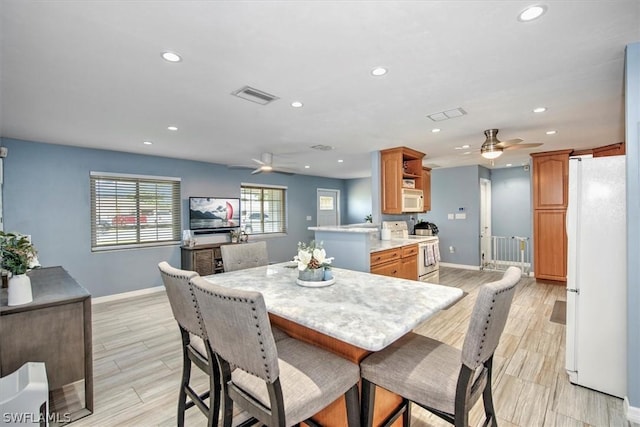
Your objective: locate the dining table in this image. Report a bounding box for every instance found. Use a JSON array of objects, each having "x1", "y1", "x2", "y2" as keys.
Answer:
[{"x1": 203, "y1": 261, "x2": 464, "y2": 426}]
